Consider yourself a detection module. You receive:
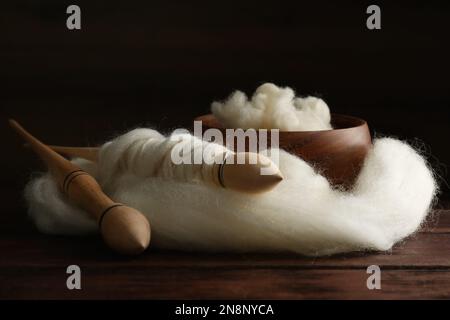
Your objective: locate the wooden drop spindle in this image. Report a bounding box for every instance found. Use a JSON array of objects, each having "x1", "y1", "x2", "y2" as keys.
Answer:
[
  {"x1": 48, "y1": 145, "x2": 283, "y2": 193},
  {"x1": 9, "y1": 119, "x2": 151, "y2": 255}
]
